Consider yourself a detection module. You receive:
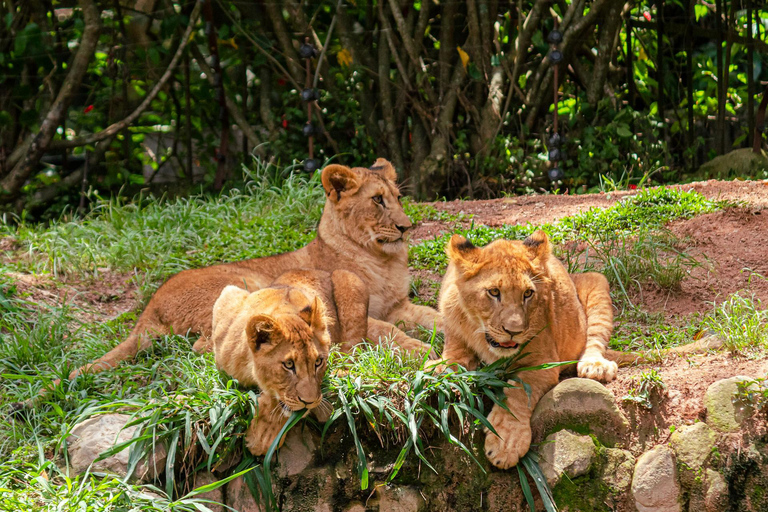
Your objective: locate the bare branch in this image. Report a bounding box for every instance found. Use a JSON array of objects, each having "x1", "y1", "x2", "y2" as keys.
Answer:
[
  {"x1": 1, "y1": 0, "x2": 102, "y2": 201},
  {"x1": 49, "y1": 0, "x2": 203, "y2": 151}
]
